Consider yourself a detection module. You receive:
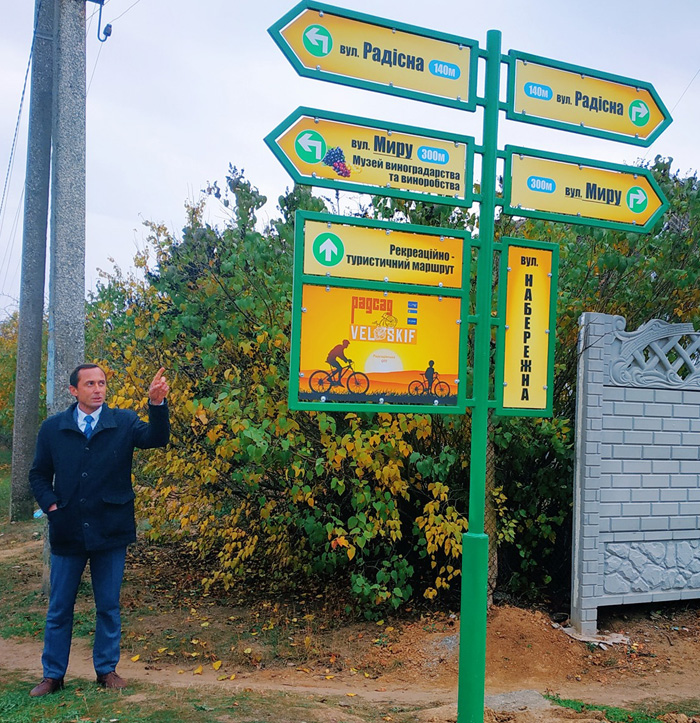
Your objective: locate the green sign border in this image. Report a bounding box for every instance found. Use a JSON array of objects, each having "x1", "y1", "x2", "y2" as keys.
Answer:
[
  {"x1": 494, "y1": 237, "x2": 559, "y2": 418},
  {"x1": 505, "y1": 50, "x2": 672, "y2": 147},
  {"x1": 501, "y1": 145, "x2": 669, "y2": 233},
  {"x1": 289, "y1": 210, "x2": 472, "y2": 414},
  {"x1": 269, "y1": 0, "x2": 480, "y2": 112},
  {"x1": 265, "y1": 106, "x2": 475, "y2": 208}
]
